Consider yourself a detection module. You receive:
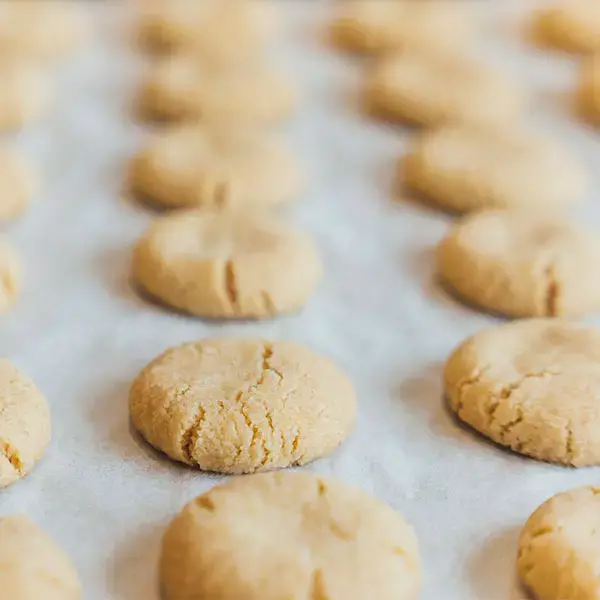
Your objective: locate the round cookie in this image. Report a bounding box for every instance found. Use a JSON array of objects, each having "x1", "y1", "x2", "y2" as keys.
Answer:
[
  {"x1": 138, "y1": 56, "x2": 295, "y2": 123},
  {"x1": 518, "y1": 486, "x2": 600, "y2": 600},
  {"x1": 129, "y1": 125, "x2": 300, "y2": 210},
  {"x1": 0, "y1": 515, "x2": 81, "y2": 599},
  {"x1": 132, "y1": 210, "x2": 322, "y2": 318},
  {"x1": 137, "y1": 0, "x2": 276, "y2": 59},
  {"x1": 444, "y1": 319, "x2": 600, "y2": 466},
  {"x1": 364, "y1": 52, "x2": 524, "y2": 127},
  {"x1": 437, "y1": 211, "x2": 600, "y2": 318},
  {"x1": 0, "y1": 148, "x2": 35, "y2": 221},
  {"x1": 0, "y1": 360, "x2": 50, "y2": 488},
  {"x1": 129, "y1": 340, "x2": 356, "y2": 473},
  {"x1": 532, "y1": 0, "x2": 600, "y2": 54},
  {"x1": 578, "y1": 56, "x2": 600, "y2": 126},
  {"x1": 160, "y1": 472, "x2": 421, "y2": 600},
  {"x1": 0, "y1": 241, "x2": 20, "y2": 314},
  {"x1": 331, "y1": 0, "x2": 474, "y2": 55},
  {"x1": 403, "y1": 125, "x2": 586, "y2": 214},
  {"x1": 0, "y1": 61, "x2": 47, "y2": 129}
]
